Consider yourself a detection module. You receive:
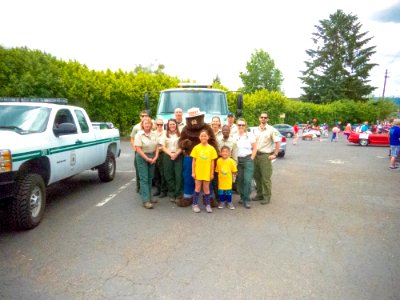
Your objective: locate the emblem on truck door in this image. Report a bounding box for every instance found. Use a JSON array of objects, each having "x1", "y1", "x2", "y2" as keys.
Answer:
[{"x1": 70, "y1": 151, "x2": 76, "y2": 166}]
